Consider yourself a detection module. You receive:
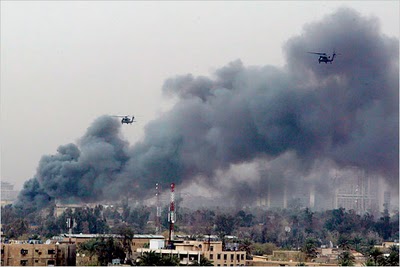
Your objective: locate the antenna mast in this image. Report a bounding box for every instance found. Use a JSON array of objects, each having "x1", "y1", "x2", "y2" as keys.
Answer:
[
  {"x1": 168, "y1": 183, "x2": 175, "y2": 247},
  {"x1": 155, "y1": 183, "x2": 161, "y2": 234}
]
